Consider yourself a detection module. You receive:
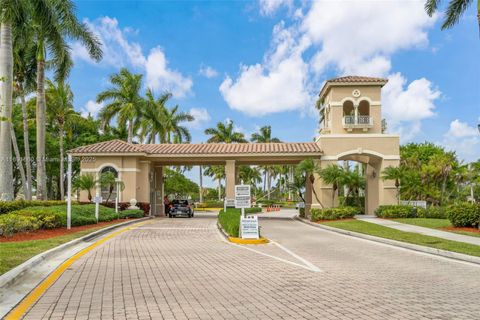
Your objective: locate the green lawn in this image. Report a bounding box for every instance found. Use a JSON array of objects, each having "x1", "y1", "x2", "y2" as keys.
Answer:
[
  {"x1": 0, "y1": 223, "x2": 121, "y2": 275},
  {"x1": 394, "y1": 218, "x2": 480, "y2": 238},
  {"x1": 320, "y1": 220, "x2": 480, "y2": 257}
]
